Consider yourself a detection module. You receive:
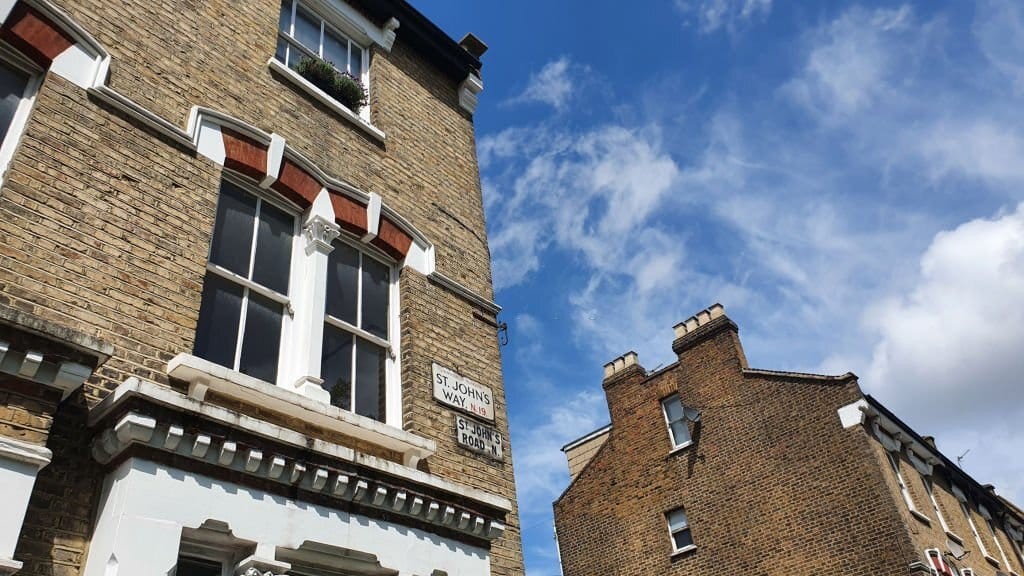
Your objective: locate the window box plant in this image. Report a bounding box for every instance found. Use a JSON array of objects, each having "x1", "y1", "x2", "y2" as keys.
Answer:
[{"x1": 295, "y1": 56, "x2": 367, "y2": 113}]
